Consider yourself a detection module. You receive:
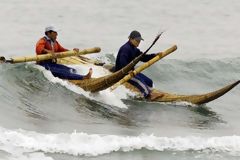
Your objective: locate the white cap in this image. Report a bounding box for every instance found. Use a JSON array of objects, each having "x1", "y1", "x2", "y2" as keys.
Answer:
[{"x1": 45, "y1": 26, "x2": 59, "y2": 32}]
